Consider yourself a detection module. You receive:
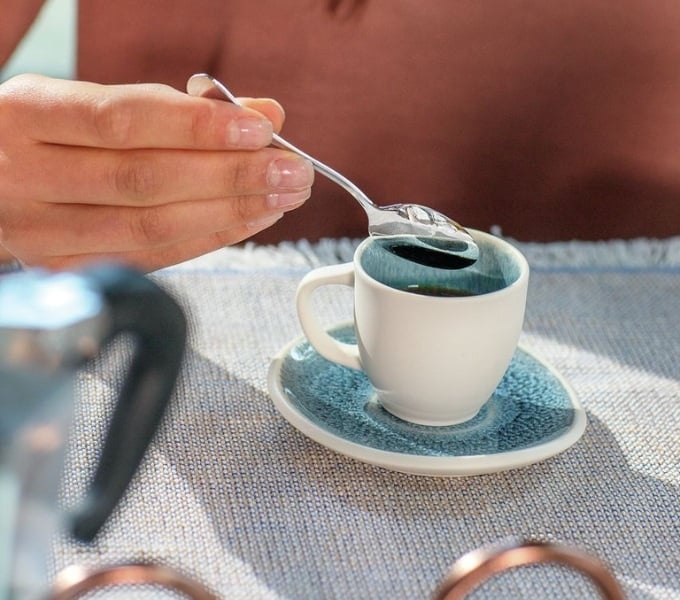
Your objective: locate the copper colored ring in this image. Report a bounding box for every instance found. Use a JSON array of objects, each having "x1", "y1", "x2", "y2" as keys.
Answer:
[
  {"x1": 50, "y1": 563, "x2": 219, "y2": 600},
  {"x1": 433, "y1": 539, "x2": 625, "y2": 600}
]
